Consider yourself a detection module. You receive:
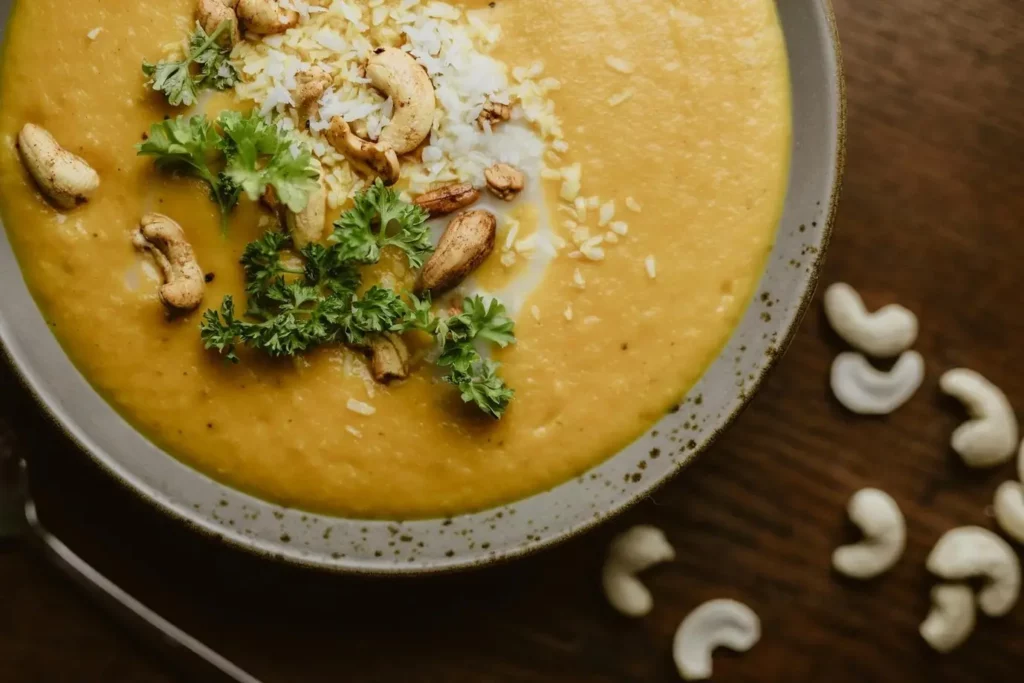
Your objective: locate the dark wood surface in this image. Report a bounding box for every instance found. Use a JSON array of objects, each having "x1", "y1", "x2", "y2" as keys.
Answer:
[{"x1": 3, "y1": 0, "x2": 1024, "y2": 681}]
